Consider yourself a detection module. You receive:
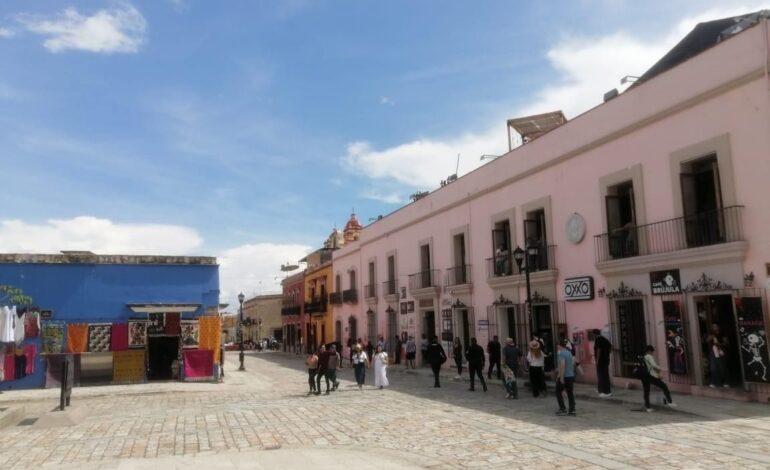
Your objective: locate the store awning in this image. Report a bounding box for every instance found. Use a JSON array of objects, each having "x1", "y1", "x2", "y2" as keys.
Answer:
[{"x1": 127, "y1": 303, "x2": 201, "y2": 313}]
